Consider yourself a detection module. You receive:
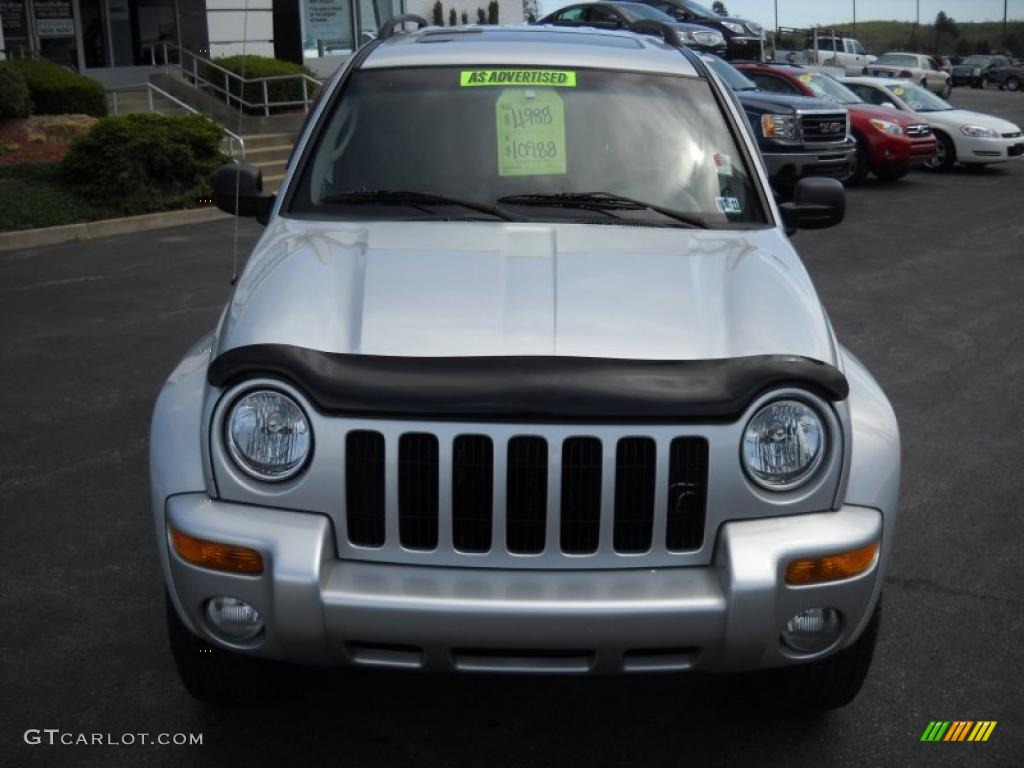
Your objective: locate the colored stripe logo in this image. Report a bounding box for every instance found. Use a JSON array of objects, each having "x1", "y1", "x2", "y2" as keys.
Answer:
[{"x1": 920, "y1": 721, "x2": 997, "y2": 742}]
